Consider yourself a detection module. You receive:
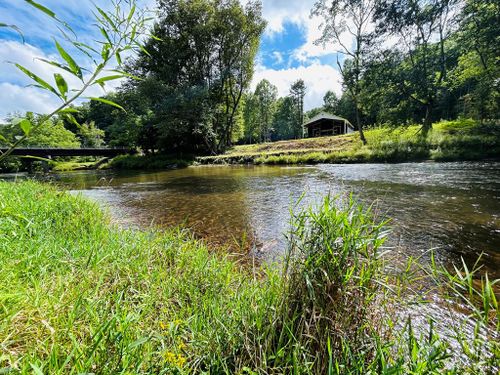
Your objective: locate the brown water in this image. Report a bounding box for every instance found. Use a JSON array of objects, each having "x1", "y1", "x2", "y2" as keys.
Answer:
[{"x1": 4, "y1": 162, "x2": 499, "y2": 276}]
